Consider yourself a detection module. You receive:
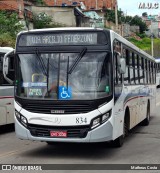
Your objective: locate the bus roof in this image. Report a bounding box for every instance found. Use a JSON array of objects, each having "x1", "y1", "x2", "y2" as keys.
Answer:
[
  {"x1": 111, "y1": 30, "x2": 155, "y2": 61},
  {"x1": 0, "y1": 47, "x2": 14, "y2": 54},
  {"x1": 18, "y1": 27, "x2": 104, "y2": 35}
]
